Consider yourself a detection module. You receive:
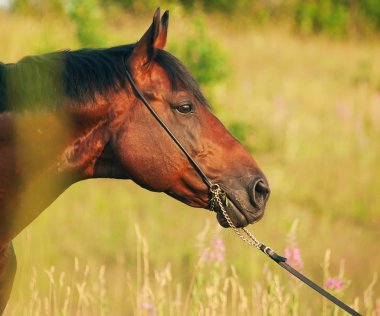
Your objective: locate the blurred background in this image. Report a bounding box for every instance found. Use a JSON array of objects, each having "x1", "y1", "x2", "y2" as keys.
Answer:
[{"x1": 1, "y1": 0, "x2": 380, "y2": 315}]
